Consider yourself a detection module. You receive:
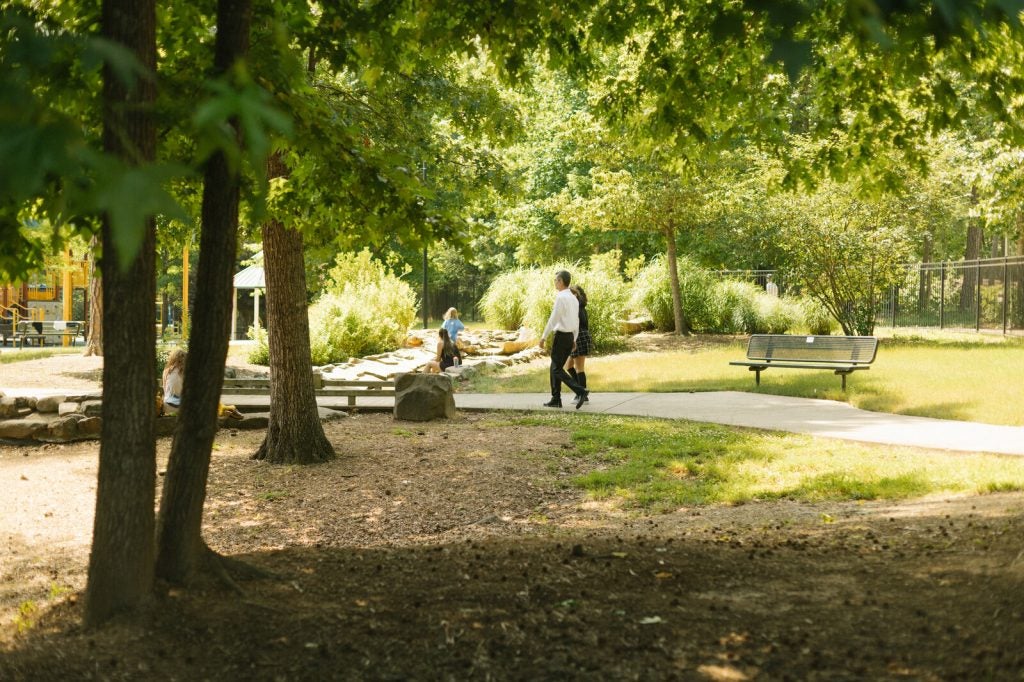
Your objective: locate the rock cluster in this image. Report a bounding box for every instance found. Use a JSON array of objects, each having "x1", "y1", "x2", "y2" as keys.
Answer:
[
  {"x1": 0, "y1": 391, "x2": 106, "y2": 443},
  {"x1": 0, "y1": 328, "x2": 552, "y2": 443},
  {"x1": 313, "y1": 328, "x2": 545, "y2": 383}
]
